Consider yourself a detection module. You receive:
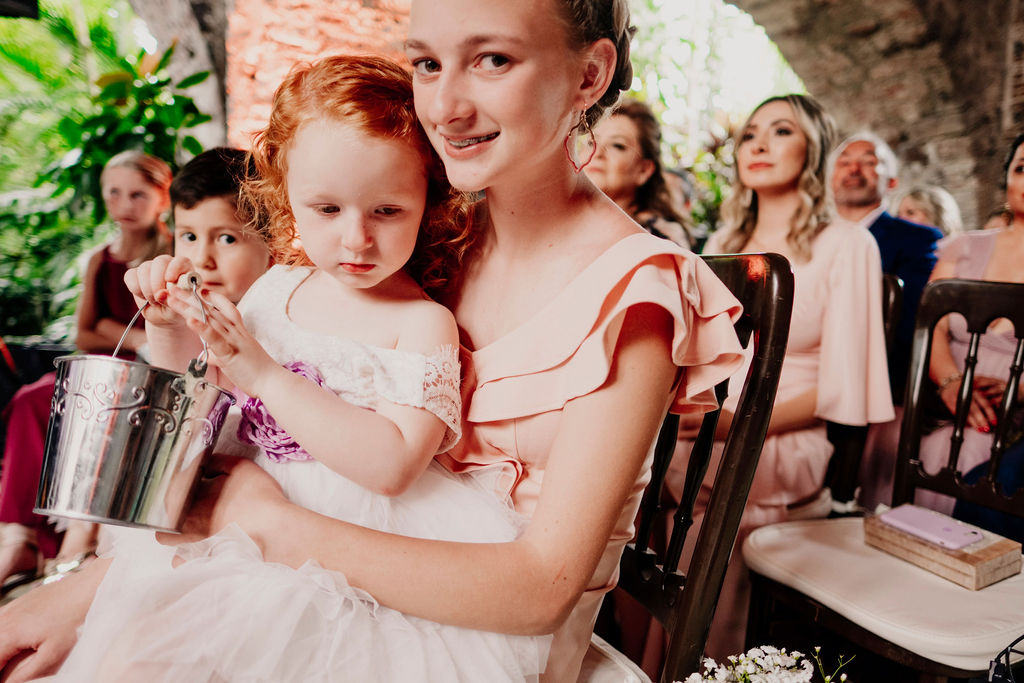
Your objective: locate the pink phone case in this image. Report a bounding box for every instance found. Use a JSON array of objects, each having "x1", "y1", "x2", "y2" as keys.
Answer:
[{"x1": 879, "y1": 504, "x2": 985, "y2": 550}]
